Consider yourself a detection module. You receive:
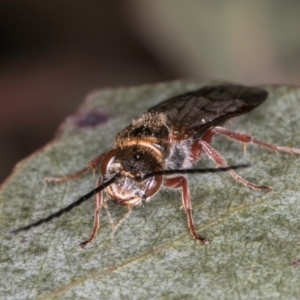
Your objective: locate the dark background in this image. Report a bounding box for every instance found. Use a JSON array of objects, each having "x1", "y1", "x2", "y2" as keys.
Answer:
[{"x1": 1, "y1": 1, "x2": 300, "y2": 182}]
